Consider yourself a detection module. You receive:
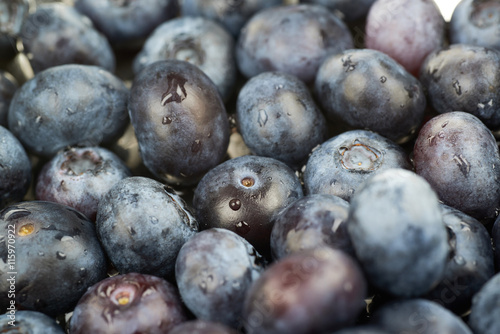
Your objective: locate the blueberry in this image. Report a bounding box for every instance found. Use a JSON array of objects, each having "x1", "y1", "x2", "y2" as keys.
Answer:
[
  {"x1": 8, "y1": 64, "x2": 129, "y2": 158},
  {"x1": 0, "y1": 0, "x2": 29, "y2": 36},
  {"x1": 0, "y1": 201, "x2": 107, "y2": 317},
  {"x1": 97, "y1": 176, "x2": 198, "y2": 279},
  {"x1": 35, "y1": 146, "x2": 132, "y2": 221},
  {"x1": 413, "y1": 111, "x2": 500, "y2": 222},
  {"x1": 74, "y1": 0, "x2": 179, "y2": 47},
  {"x1": 175, "y1": 228, "x2": 264, "y2": 328},
  {"x1": 303, "y1": 130, "x2": 412, "y2": 201},
  {"x1": 19, "y1": 3, "x2": 115, "y2": 73},
  {"x1": 129, "y1": 60, "x2": 230, "y2": 186},
  {"x1": 192, "y1": 155, "x2": 303, "y2": 257},
  {"x1": 346, "y1": 168, "x2": 449, "y2": 297},
  {"x1": 365, "y1": 0, "x2": 445, "y2": 76},
  {"x1": 270, "y1": 194, "x2": 353, "y2": 260},
  {"x1": 0, "y1": 310, "x2": 65, "y2": 334},
  {"x1": 420, "y1": 44, "x2": 500, "y2": 130},
  {"x1": 425, "y1": 204, "x2": 494, "y2": 314},
  {"x1": 469, "y1": 272, "x2": 500, "y2": 334},
  {"x1": 170, "y1": 320, "x2": 239, "y2": 334},
  {"x1": 180, "y1": 0, "x2": 282, "y2": 37},
  {"x1": 315, "y1": 48, "x2": 426, "y2": 143},
  {"x1": 69, "y1": 272, "x2": 188, "y2": 334},
  {"x1": 236, "y1": 4, "x2": 354, "y2": 83},
  {"x1": 450, "y1": 0, "x2": 500, "y2": 50},
  {"x1": 242, "y1": 247, "x2": 367, "y2": 334},
  {"x1": 0, "y1": 71, "x2": 17, "y2": 127},
  {"x1": 301, "y1": 0, "x2": 376, "y2": 22},
  {"x1": 133, "y1": 16, "x2": 237, "y2": 101},
  {"x1": 0, "y1": 125, "x2": 31, "y2": 210},
  {"x1": 371, "y1": 299, "x2": 473, "y2": 334},
  {"x1": 236, "y1": 71, "x2": 327, "y2": 169}
]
